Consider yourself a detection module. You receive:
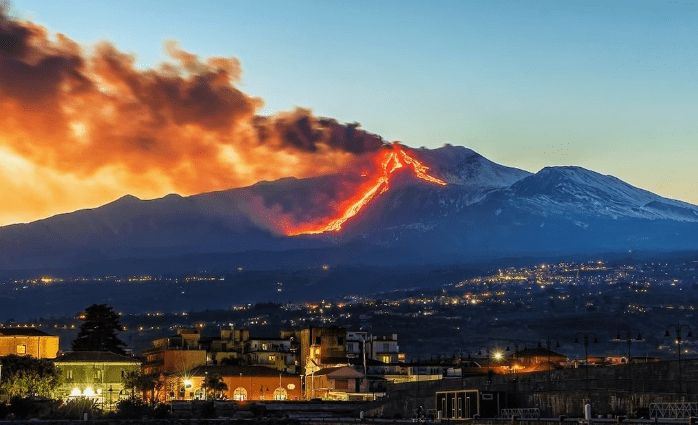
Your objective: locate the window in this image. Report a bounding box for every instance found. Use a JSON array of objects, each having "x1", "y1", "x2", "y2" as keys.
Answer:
[
  {"x1": 269, "y1": 355, "x2": 276, "y2": 361},
  {"x1": 382, "y1": 355, "x2": 392, "y2": 364},
  {"x1": 273, "y1": 387, "x2": 287, "y2": 400},
  {"x1": 67, "y1": 370, "x2": 73, "y2": 380},
  {"x1": 94, "y1": 369, "x2": 102, "y2": 380},
  {"x1": 337, "y1": 337, "x2": 344, "y2": 345},
  {"x1": 233, "y1": 387, "x2": 247, "y2": 401},
  {"x1": 16, "y1": 345, "x2": 26, "y2": 354},
  {"x1": 334, "y1": 379, "x2": 349, "y2": 390},
  {"x1": 315, "y1": 336, "x2": 322, "y2": 345}
]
